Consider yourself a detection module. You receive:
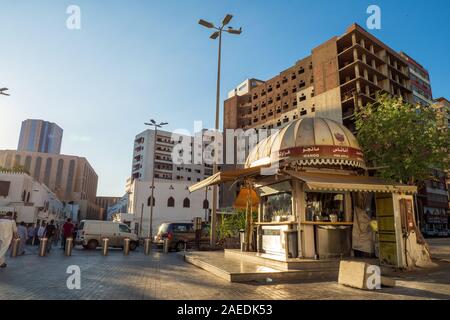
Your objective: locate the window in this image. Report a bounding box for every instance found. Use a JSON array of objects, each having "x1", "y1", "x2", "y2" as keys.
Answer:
[
  {"x1": 298, "y1": 68, "x2": 305, "y2": 74},
  {"x1": 183, "y1": 198, "x2": 190, "y2": 208},
  {"x1": 147, "y1": 196, "x2": 155, "y2": 207},
  {"x1": 119, "y1": 224, "x2": 131, "y2": 233},
  {"x1": 299, "y1": 95, "x2": 306, "y2": 102},
  {"x1": 167, "y1": 197, "x2": 175, "y2": 207},
  {"x1": 299, "y1": 81, "x2": 305, "y2": 88}
]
